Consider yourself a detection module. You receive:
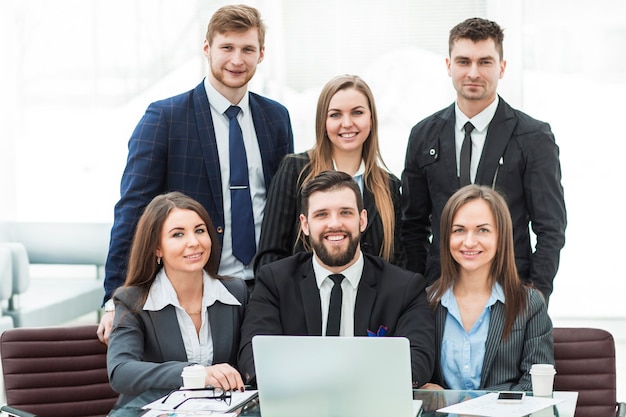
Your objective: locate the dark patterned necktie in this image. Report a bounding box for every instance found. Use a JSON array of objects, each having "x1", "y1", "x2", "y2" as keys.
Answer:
[
  {"x1": 225, "y1": 105, "x2": 255, "y2": 265},
  {"x1": 460, "y1": 121, "x2": 475, "y2": 187}
]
